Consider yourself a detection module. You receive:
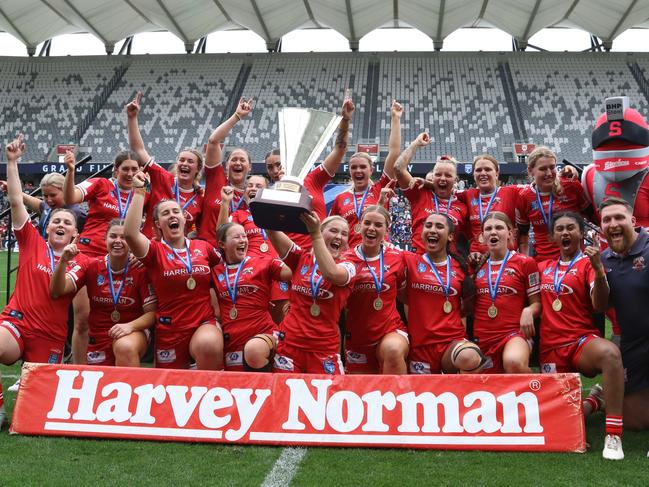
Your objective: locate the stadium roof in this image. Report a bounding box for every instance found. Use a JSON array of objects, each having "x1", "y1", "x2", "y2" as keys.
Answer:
[{"x1": 1, "y1": 0, "x2": 649, "y2": 54}]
